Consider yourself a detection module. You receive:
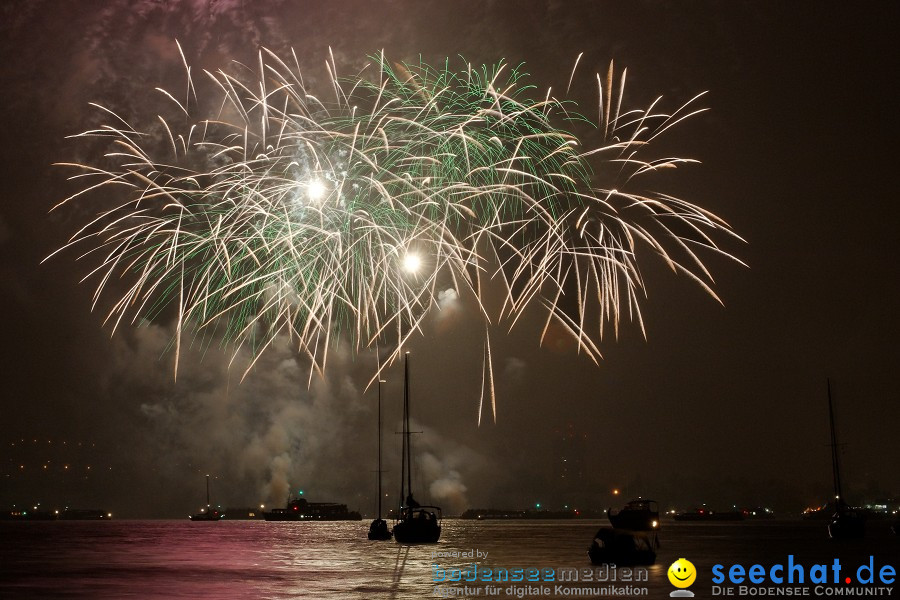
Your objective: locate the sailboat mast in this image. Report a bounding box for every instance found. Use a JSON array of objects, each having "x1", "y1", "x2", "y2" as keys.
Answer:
[
  {"x1": 405, "y1": 352, "x2": 412, "y2": 500},
  {"x1": 205, "y1": 474, "x2": 210, "y2": 508},
  {"x1": 827, "y1": 379, "x2": 843, "y2": 503},
  {"x1": 377, "y1": 379, "x2": 384, "y2": 519},
  {"x1": 400, "y1": 353, "x2": 408, "y2": 511}
]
